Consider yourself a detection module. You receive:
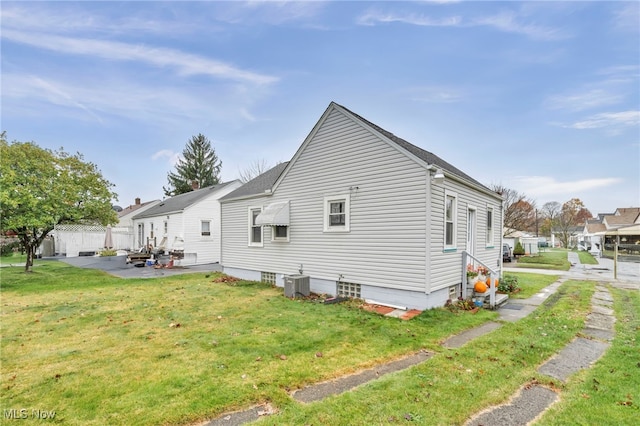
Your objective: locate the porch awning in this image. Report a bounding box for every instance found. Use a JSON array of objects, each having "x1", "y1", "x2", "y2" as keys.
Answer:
[
  {"x1": 606, "y1": 224, "x2": 640, "y2": 236},
  {"x1": 255, "y1": 201, "x2": 290, "y2": 226}
]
